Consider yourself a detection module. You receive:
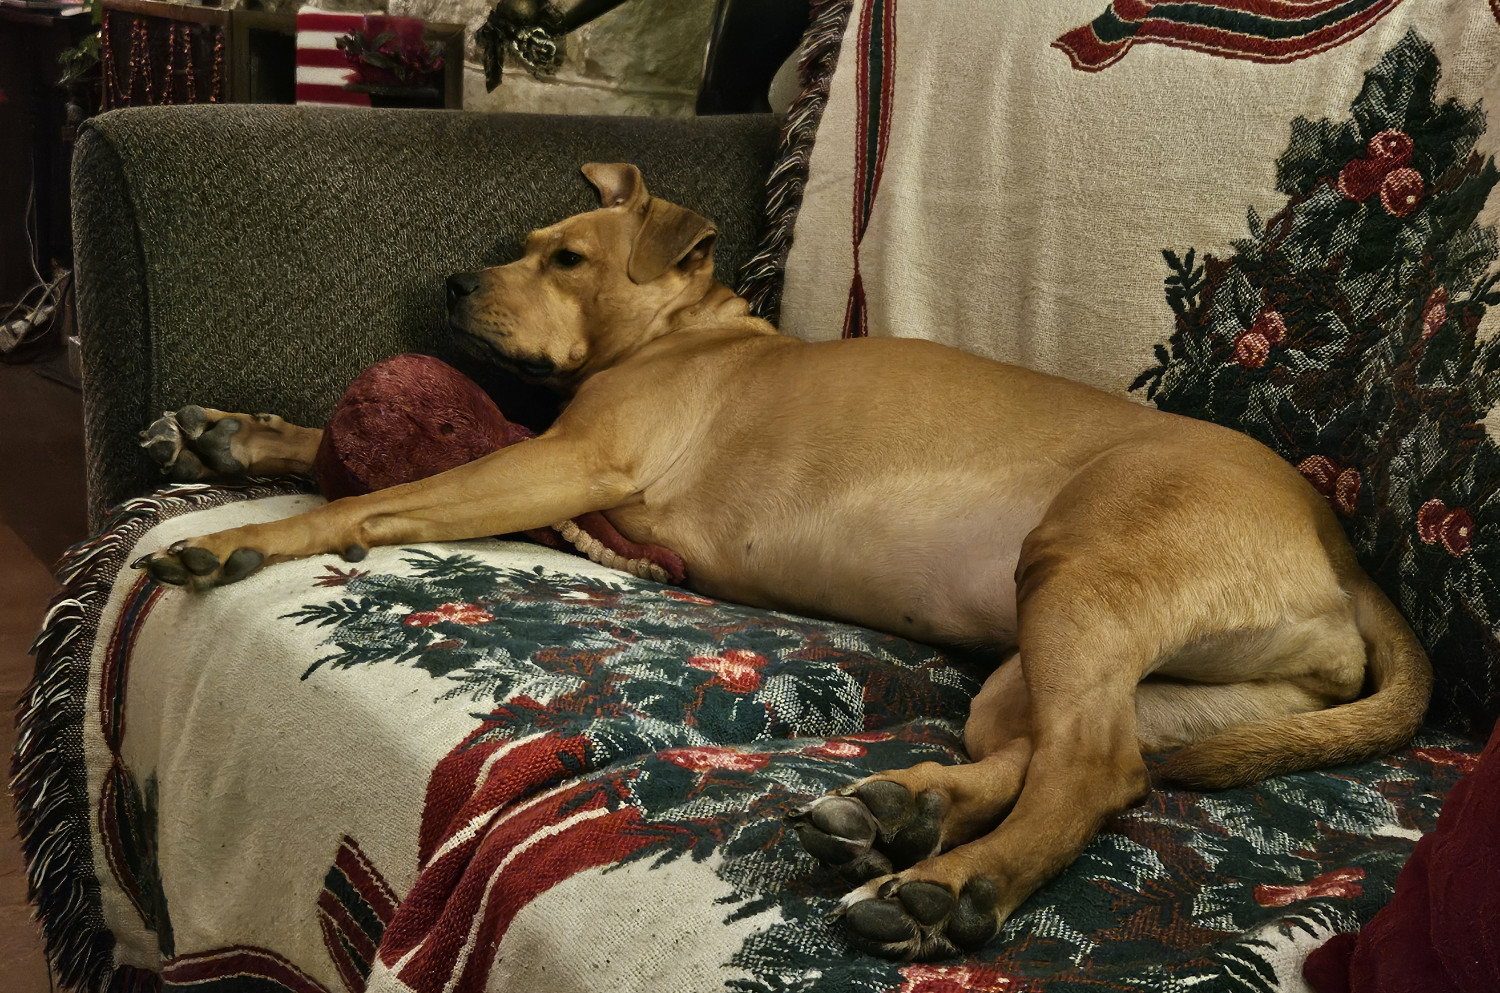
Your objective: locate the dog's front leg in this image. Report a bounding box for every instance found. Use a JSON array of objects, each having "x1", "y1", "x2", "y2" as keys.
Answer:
[{"x1": 135, "y1": 433, "x2": 636, "y2": 589}]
